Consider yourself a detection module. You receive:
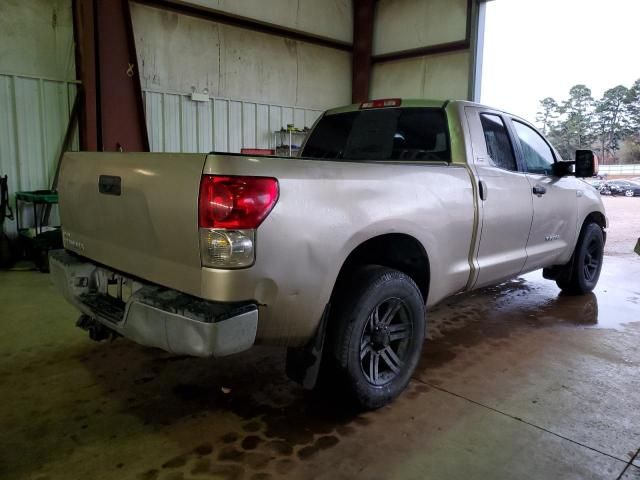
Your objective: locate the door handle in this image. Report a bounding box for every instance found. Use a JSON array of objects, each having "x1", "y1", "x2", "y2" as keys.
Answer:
[
  {"x1": 479, "y1": 180, "x2": 487, "y2": 201},
  {"x1": 532, "y1": 184, "x2": 547, "y2": 196}
]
